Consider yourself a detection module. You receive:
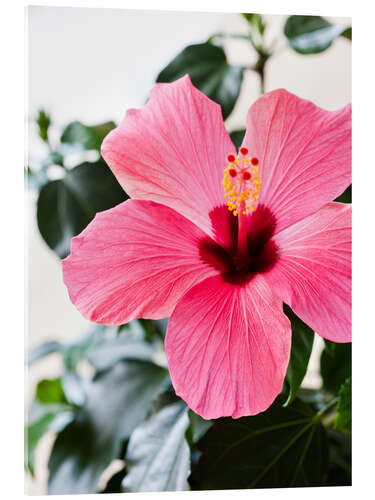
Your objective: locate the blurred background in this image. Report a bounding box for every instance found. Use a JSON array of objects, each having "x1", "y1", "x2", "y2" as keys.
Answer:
[{"x1": 26, "y1": 6, "x2": 351, "y2": 495}]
